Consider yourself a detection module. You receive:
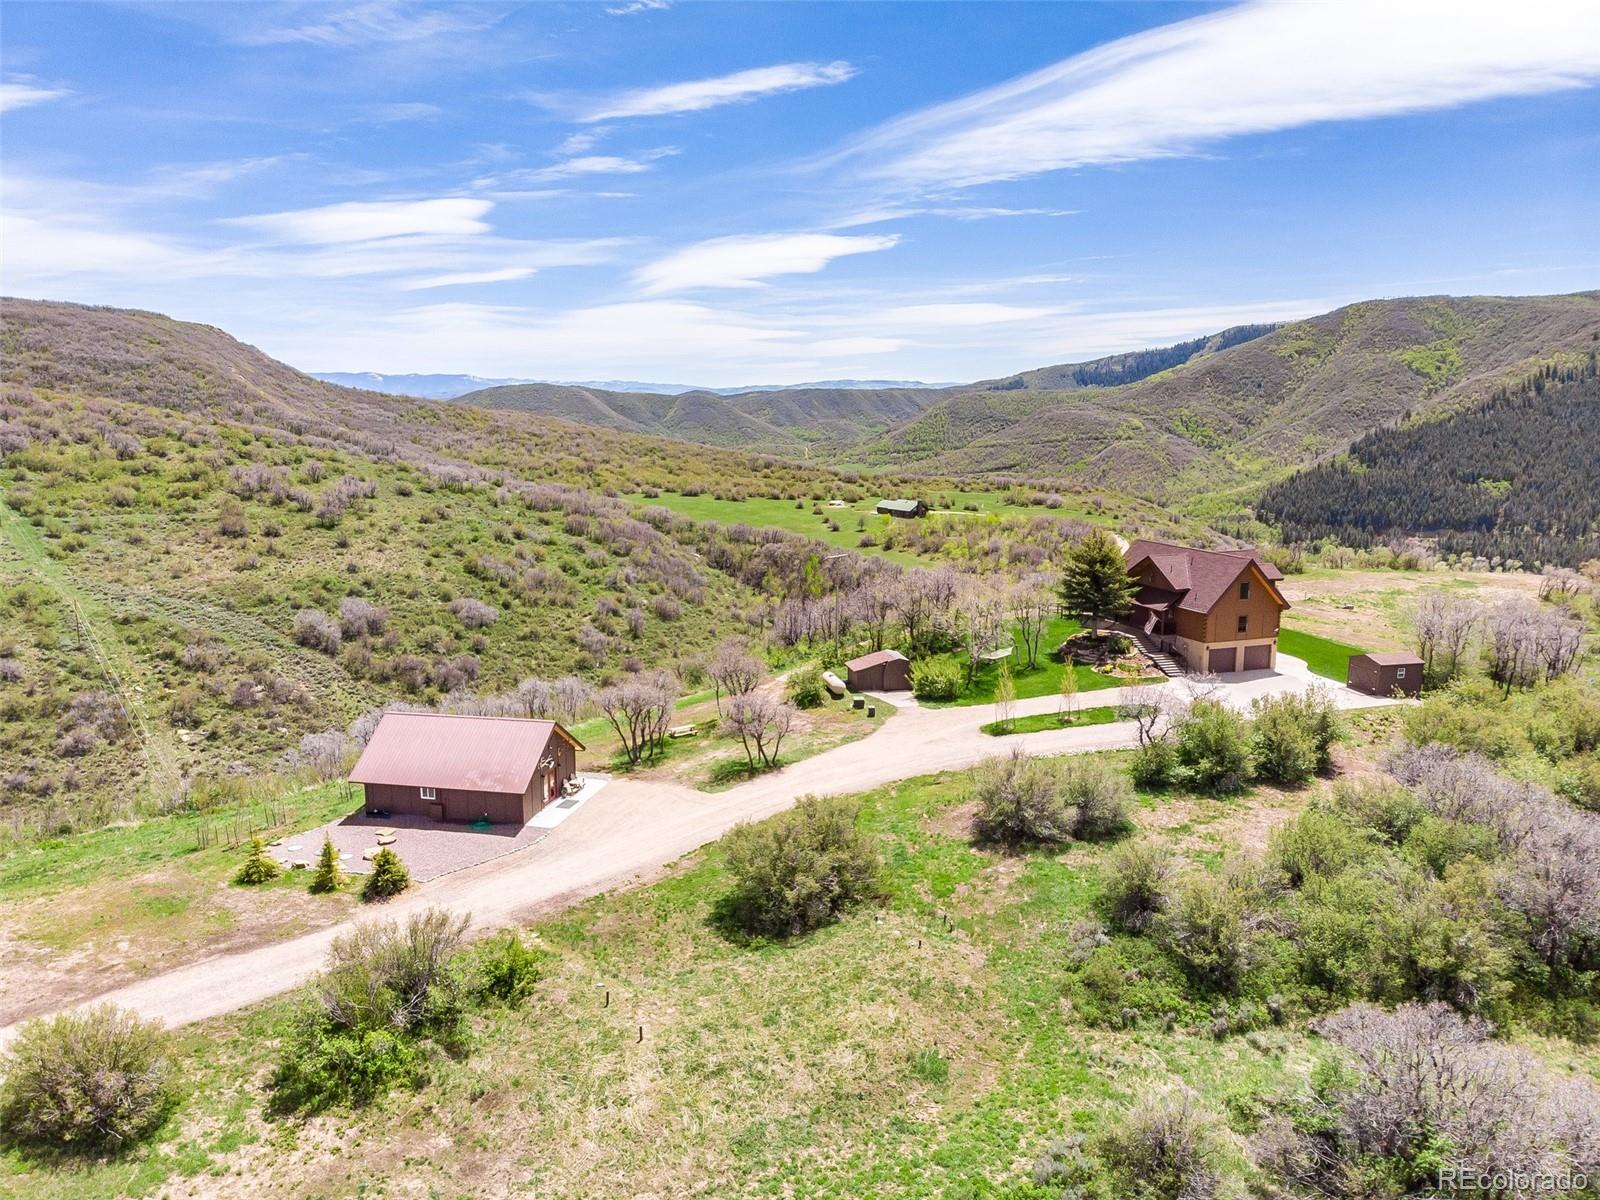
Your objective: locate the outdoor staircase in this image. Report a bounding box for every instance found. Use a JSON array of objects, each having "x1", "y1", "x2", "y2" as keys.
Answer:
[{"x1": 1124, "y1": 625, "x2": 1186, "y2": 677}]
